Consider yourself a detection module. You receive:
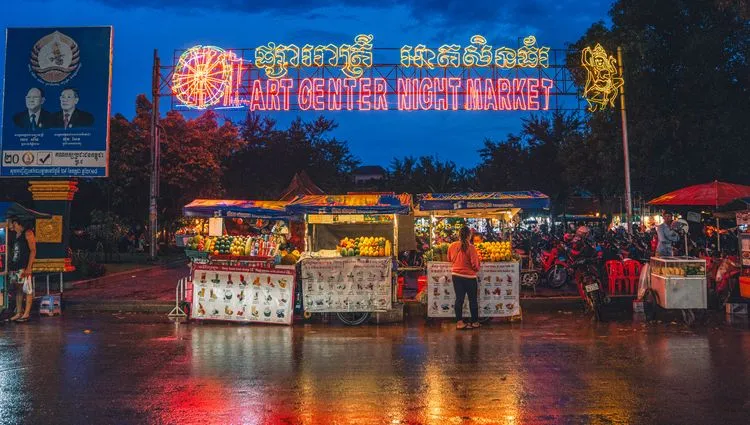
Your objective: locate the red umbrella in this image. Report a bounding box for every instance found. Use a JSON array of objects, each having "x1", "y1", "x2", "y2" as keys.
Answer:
[
  {"x1": 648, "y1": 180, "x2": 750, "y2": 208},
  {"x1": 648, "y1": 181, "x2": 750, "y2": 252}
]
